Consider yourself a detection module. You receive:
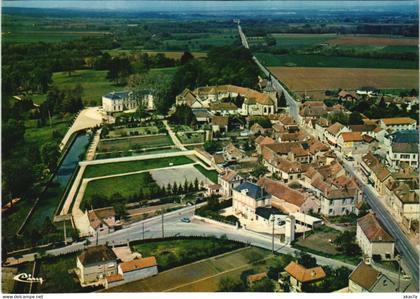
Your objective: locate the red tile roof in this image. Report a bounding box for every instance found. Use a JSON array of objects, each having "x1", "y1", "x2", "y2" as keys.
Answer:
[
  {"x1": 119, "y1": 257, "x2": 157, "y2": 273},
  {"x1": 285, "y1": 261, "x2": 326, "y2": 283},
  {"x1": 357, "y1": 213, "x2": 394, "y2": 242},
  {"x1": 257, "y1": 177, "x2": 305, "y2": 207}
]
